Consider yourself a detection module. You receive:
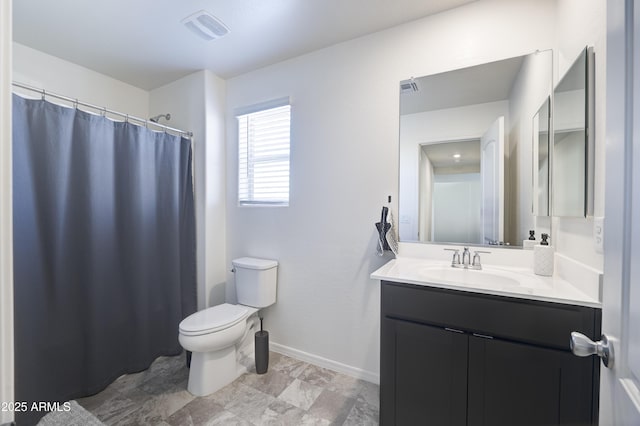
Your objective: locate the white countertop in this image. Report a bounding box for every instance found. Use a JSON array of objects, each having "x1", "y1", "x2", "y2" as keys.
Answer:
[{"x1": 371, "y1": 257, "x2": 601, "y2": 308}]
